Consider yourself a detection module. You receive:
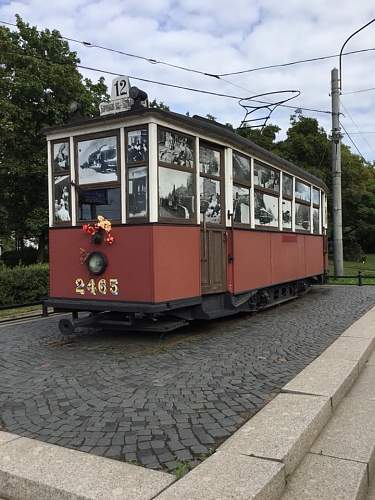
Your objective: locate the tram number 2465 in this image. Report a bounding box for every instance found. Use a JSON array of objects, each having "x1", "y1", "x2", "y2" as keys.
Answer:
[{"x1": 75, "y1": 278, "x2": 119, "y2": 296}]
